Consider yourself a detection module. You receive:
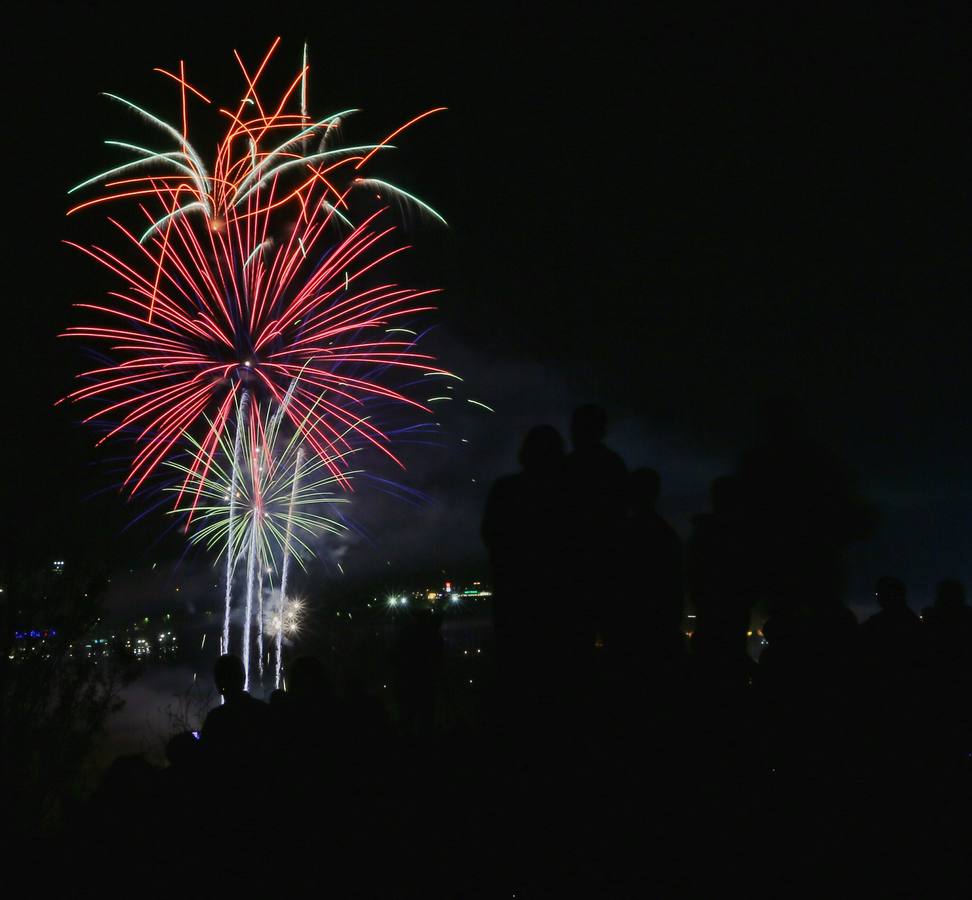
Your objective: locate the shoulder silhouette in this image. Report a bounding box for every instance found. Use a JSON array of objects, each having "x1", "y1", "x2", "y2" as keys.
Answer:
[
  {"x1": 200, "y1": 654, "x2": 269, "y2": 764},
  {"x1": 607, "y1": 467, "x2": 684, "y2": 671}
]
